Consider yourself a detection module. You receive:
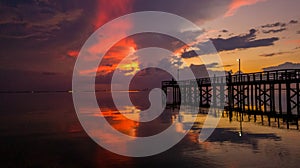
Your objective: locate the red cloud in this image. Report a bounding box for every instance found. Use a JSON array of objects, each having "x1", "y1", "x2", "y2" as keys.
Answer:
[
  {"x1": 225, "y1": 0, "x2": 267, "y2": 17},
  {"x1": 95, "y1": 0, "x2": 134, "y2": 28},
  {"x1": 80, "y1": 38, "x2": 137, "y2": 76},
  {"x1": 67, "y1": 50, "x2": 79, "y2": 57},
  {"x1": 79, "y1": 0, "x2": 138, "y2": 76}
]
